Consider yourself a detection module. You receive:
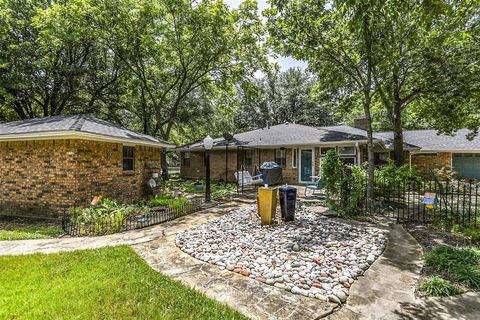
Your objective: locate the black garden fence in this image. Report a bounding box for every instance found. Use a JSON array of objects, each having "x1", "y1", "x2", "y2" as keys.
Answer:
[
  {"x1": 62, "y1": 198, "x2": 203, "y2": 236},
  {"x1": 355, "y1": 178, "x2": 480, "y2": 228}
]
